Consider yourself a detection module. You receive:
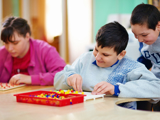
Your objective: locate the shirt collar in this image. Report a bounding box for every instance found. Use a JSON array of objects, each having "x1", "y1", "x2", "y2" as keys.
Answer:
[
  {"x1": 111, "y1": 60, "x2": 119, "y2": 67},
  {"x1": 92, "y1": 60, "x2": 97, "y2": 66},
  {"x1": 92, "y1": 60, "x2": 119, "y2": 67}
]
